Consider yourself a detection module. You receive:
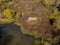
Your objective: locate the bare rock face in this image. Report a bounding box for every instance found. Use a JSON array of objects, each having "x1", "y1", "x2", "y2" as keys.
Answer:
[
  {"x1": 17, "y1": 0, "x2": 60, "y2": 38},
  {"x1": 20, "y1": 13, "x2": 55, "y2": 38},
  {"x1": 19, "y1": 2, "x2": 53, "y2": 37}
]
